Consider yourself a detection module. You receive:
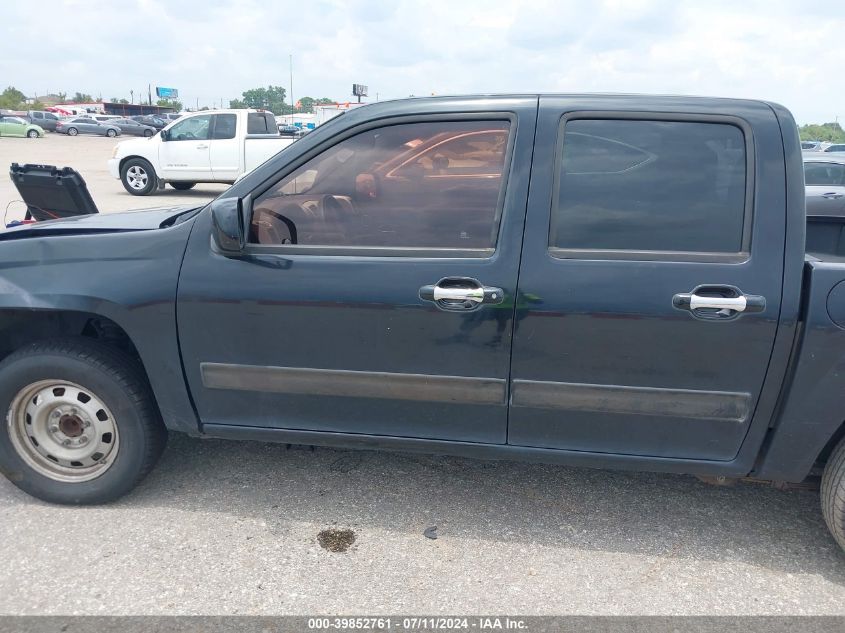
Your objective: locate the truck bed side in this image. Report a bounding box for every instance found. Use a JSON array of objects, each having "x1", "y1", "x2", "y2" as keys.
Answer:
[{"x1": 756, "y1": 258, "x2": 845, "y2": 480}]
